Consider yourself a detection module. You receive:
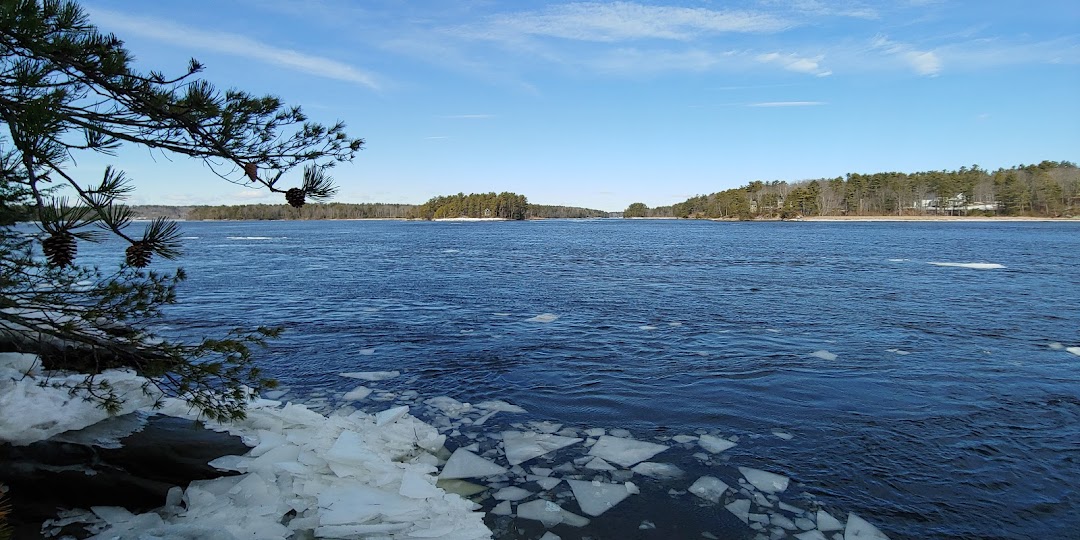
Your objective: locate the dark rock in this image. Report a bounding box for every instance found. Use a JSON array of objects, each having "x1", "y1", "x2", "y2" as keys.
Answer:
[{"x1": 0, "y1": 413, "x2": 251, "y2": 537}]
